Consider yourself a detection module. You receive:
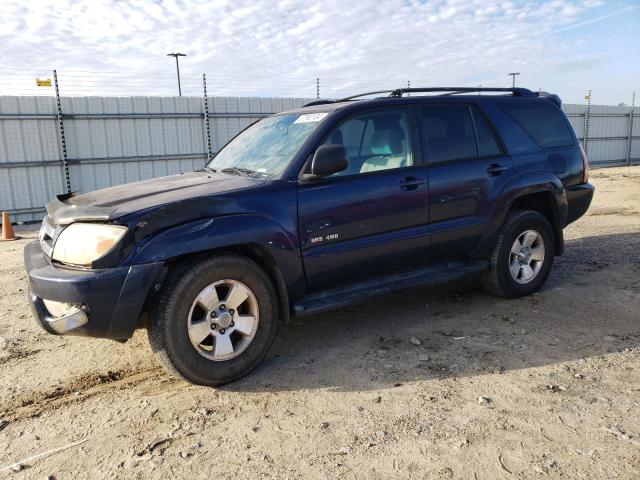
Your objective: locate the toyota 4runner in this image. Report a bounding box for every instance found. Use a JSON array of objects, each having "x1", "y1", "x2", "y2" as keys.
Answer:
[{"x1": 24, "y1": 87, "x2": 594, "y2": 385}]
